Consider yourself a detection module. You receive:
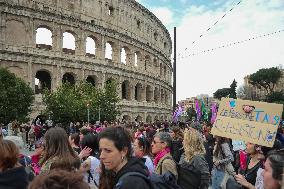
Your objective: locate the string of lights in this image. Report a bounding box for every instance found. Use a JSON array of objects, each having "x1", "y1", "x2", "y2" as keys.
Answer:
[
  {"x1": 177, "y1": 29, "x2": 284, "y2": 59},
  {"x1": 177, "y1": 0, "x2": 242, "y2": 57}
]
